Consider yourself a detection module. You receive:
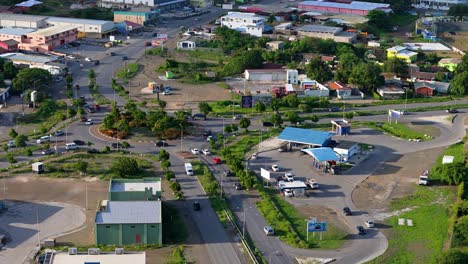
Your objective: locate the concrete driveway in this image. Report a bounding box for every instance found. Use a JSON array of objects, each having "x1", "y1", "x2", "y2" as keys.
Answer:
[{"x1": 0, "y1": 201, "x2": 85, "y2": 264}]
